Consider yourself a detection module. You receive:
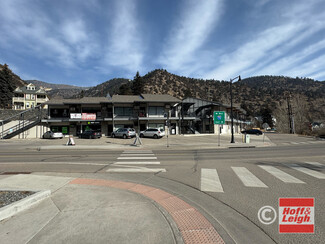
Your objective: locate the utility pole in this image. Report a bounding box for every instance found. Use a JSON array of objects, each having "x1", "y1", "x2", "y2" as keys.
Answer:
[{"x1": 286, "y1": 92, "x2": 295, "y2": 134}]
